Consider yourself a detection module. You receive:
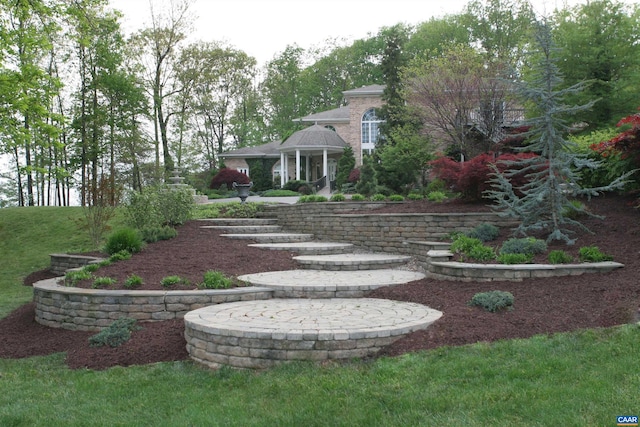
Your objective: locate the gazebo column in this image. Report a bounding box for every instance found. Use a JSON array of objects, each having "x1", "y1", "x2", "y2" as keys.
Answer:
[
  {"x1": 280, "y1": 152, "x2": 285, "y2": 187},
  {"x1": 322, "y1": 149, "x2": 328, "y2": 180},
  {"x1": 295, "y1": 149, "x2": 301, "y2": 180}
]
